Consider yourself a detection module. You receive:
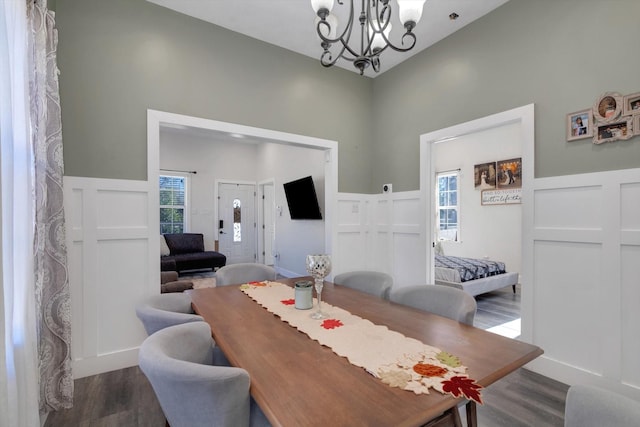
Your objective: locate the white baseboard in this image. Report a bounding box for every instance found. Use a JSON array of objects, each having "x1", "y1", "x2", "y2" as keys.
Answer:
[
  {"x1": 275, "y1": 266, "x2": 301, "y2": 278},
  {"x1": 73, "y1": 348, "x2": 140, "y2": 379},
  {"x1": 527, "y1": 356, "x2": 640, "y2": 400}
]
